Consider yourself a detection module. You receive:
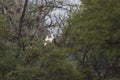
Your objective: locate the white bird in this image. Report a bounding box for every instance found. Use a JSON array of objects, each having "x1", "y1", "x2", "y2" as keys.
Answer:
[{"x1": 44, "y1": 34, "x2": 54, "y2": 46}]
